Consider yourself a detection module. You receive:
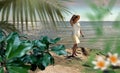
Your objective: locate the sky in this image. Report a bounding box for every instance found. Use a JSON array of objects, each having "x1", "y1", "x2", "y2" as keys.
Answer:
[{"x1": 64, "y1": 0, "x2": 120, "y2": 21}]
